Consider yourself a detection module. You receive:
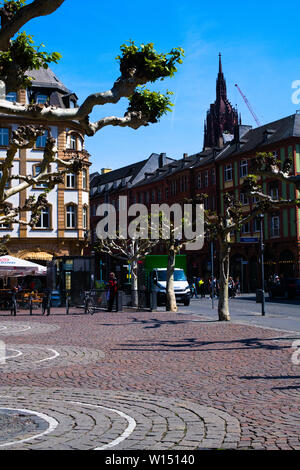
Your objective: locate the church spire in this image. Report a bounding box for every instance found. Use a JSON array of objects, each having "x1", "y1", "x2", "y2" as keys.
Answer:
[
  {"x1": 219, "y1": 52, "x2": 222, "y2": 74},
  {"x1": 216, "y1": 52, "x2": 227, "y2": 100},
  {"x1": 203, "y1": 54, "x2": 239, "y2": 150}
]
